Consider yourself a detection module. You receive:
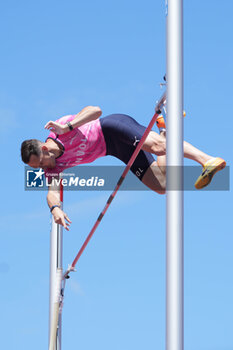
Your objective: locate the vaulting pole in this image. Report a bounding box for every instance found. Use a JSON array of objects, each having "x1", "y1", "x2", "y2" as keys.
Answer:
[
  {"x1": 166, "y1": 0, "x2": 184, "y2": 350},
  {"x1": 49, "y1": 183, "x2": 63, "y2": 350}
]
